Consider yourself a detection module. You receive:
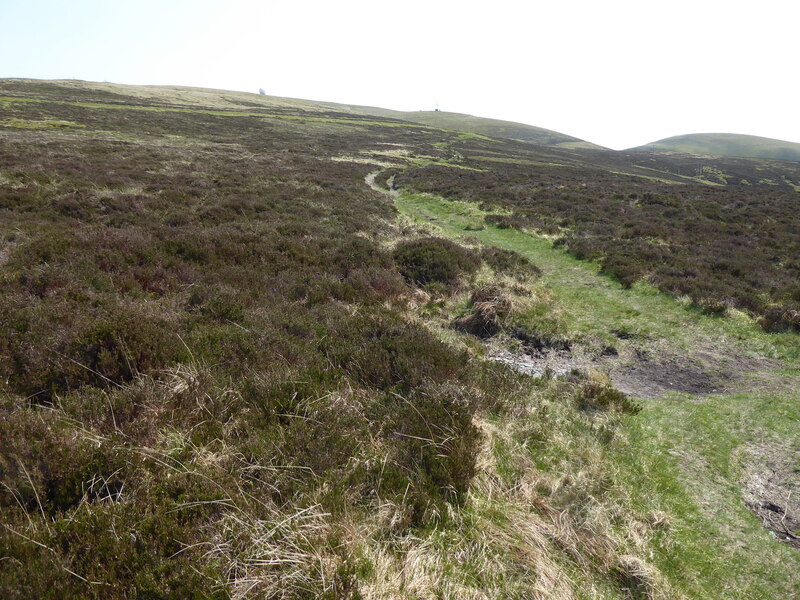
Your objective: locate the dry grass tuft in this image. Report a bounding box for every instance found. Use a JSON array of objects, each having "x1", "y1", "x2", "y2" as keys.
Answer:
[
  {"x1": 614, "y1": 555, "x2": 668, "y2": 600},
  {"x1": 208, "y1": 506, "x2": 351, "y2": 600},
  {"x1": 453, "y1": 286, "x2": 513, "y2": 338}
]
